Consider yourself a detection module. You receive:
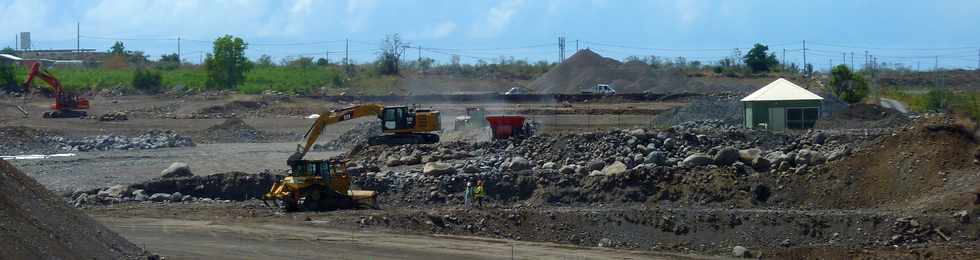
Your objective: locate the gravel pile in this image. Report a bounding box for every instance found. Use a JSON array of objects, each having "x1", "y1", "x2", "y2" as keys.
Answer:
[
  {"x1": 55, "y1": 130, "x2": 194, "y2": 152},
  {"x1": 313, "y1": 121, "x2": 382, "y2": 151},
  {"x1": 653, "y1": 97, "x2": 740, "y2": 126}
]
